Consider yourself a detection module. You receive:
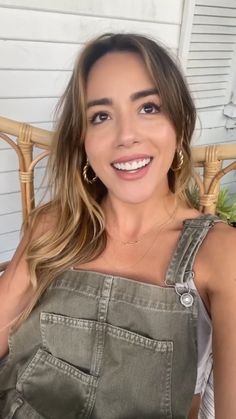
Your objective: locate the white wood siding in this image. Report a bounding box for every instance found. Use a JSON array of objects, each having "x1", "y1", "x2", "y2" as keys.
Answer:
[
  {"x1": 179, "y1": 0, "x2": 236, "y2": 194},
  {"x1": 180, "y1": 0, "x2": 236, "y2": 110},
  {"x1": 0, "y1": 0, "x2": 184, "y2": 262}
]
